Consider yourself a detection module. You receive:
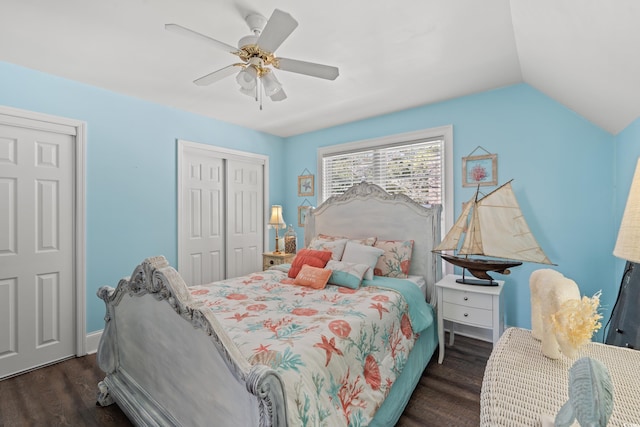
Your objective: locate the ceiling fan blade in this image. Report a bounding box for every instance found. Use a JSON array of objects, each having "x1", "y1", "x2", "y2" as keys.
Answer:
[
  {"x1": 275, "y1": 57, "x2": 339, "y2": 80},
  {"x1": 165, "y1": 23, "x2": 239, "y2": 54},
  {"x1": 256, "y1": 9, "x2": 298, "y2": 53},
  {"x1": 193, "y1": 65, "x2": 238, "y2": 86}
]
